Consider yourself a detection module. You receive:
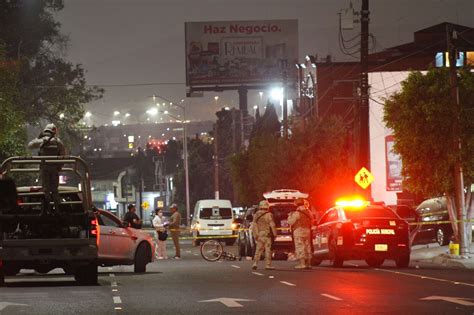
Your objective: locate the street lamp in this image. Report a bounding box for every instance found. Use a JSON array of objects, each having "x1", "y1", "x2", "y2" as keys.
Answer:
[{"x1": 153, "y1": 95, "x2": 190, "y2": 226}]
